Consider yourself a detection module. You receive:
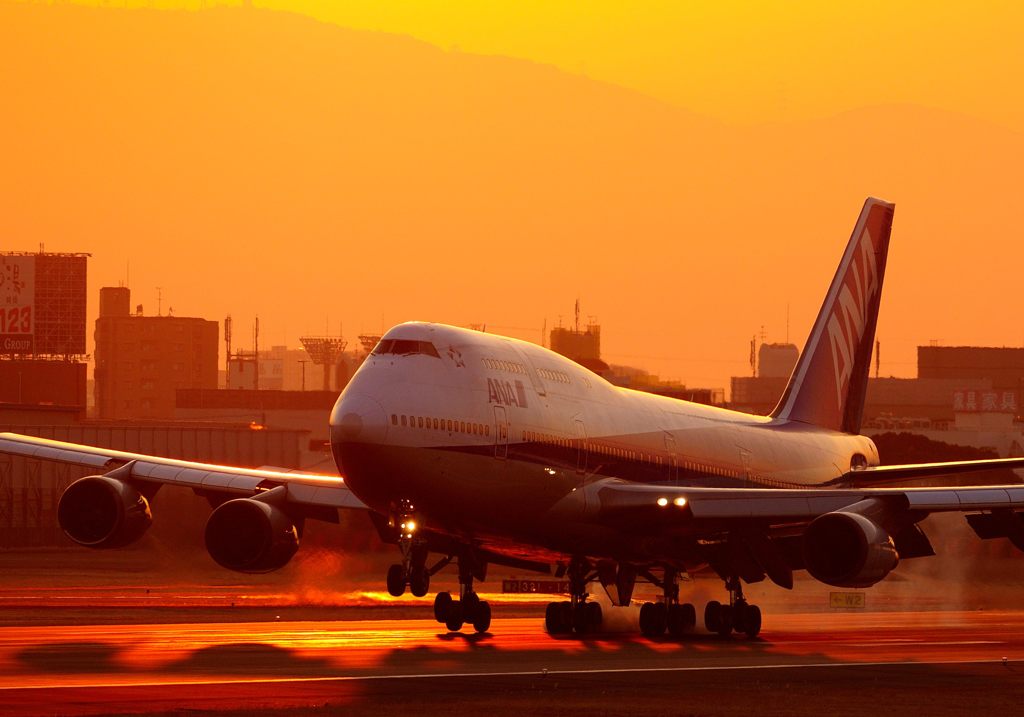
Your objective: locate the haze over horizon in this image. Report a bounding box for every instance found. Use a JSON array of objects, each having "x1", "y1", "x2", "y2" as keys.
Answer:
[{"x1": 2, "y1": 2, "x2": 1022, "y2": 391}]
